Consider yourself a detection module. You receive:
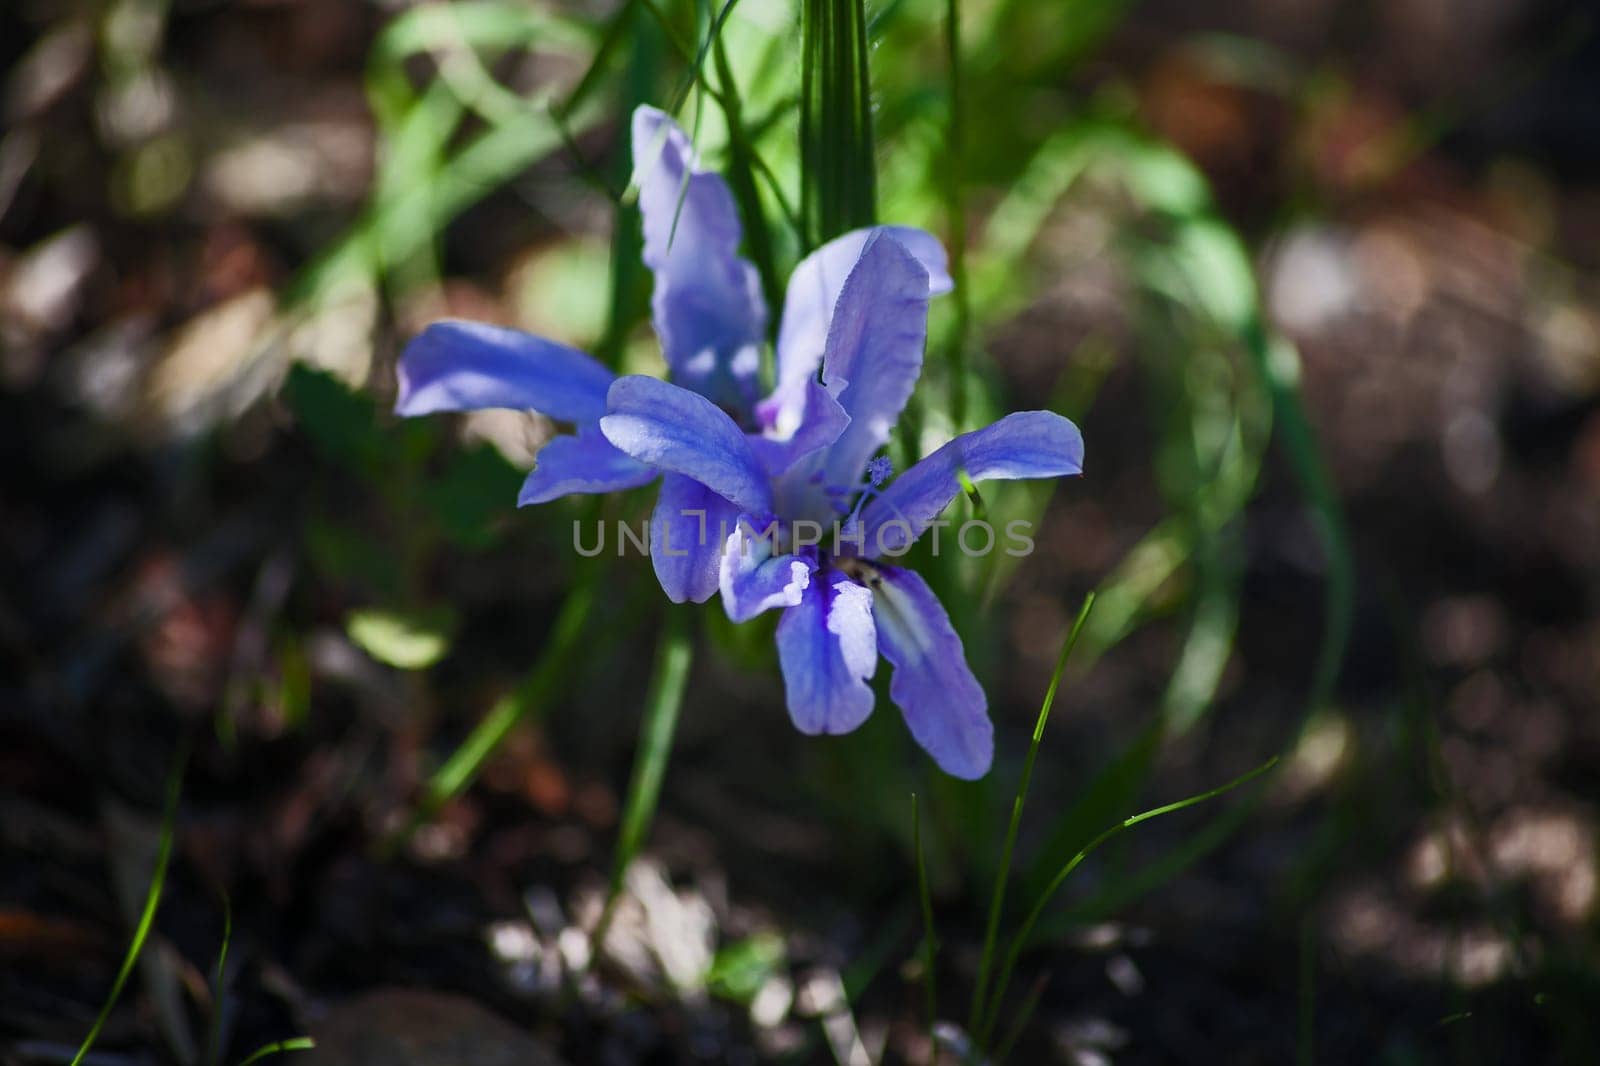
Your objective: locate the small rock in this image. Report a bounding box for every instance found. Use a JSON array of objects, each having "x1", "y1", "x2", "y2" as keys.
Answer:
[{"x1": 305, "y1": 989, "x2": 569, "y2": 1066}]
